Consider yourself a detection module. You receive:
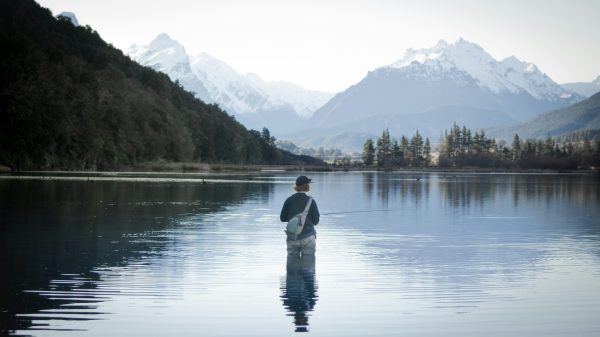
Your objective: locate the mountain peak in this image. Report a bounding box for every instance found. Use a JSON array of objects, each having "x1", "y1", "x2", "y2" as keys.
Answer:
[
  {"x1": 386, "y1": 38, "x2": 576, "y2": 101},
  {"x1": 57, "y1": 11, "x2": 78, "y2": 26},
  {"x1": 149, "y1": 33, "x2": 184, "y2": 51},
  {"x1": 454, "y1": 37, "x2": 482, "y2": 49},
  {"x1": 127, "y1": 33, "x2": 192, "y2": 78},
  {"x1": 390, "y1": 38, "x2": 491, "y2": 69},
  {"x1": 501, "y1": 55, "x2": 526, "y2": 69},
  {"x1": 434, "y1": 39, "x2": 450, "y2": 48}
]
